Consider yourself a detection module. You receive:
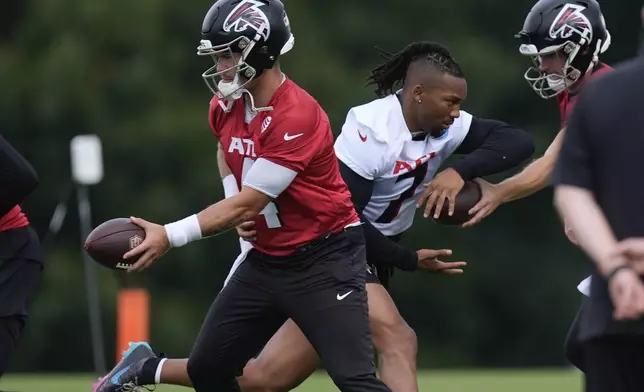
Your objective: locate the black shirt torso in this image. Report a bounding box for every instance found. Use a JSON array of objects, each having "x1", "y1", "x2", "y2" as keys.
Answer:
[{"x1": 553, "y1": 57, "x2": 644, "y2": 339}]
